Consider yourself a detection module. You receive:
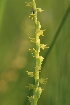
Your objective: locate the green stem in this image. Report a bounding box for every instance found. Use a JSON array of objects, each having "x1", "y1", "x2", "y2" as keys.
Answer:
[
  {"x1": 32, "y1": 1, "x2": 40, "y2": 105},
  {"x1": 25, "y1": 0, "x2": 48, "y2": 105}
]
